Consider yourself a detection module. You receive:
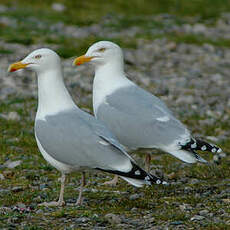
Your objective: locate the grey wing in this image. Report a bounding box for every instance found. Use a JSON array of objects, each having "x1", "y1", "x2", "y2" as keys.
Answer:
[
  {"x1": 35, "y1": 109, "x2": 133, "y2": 171},
  {"x1": 78, "y1": 110, "x2": 129, "y2": 154},
  {"x1": 97, "y1": 85, "x2": 190, "y2": 149}
]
